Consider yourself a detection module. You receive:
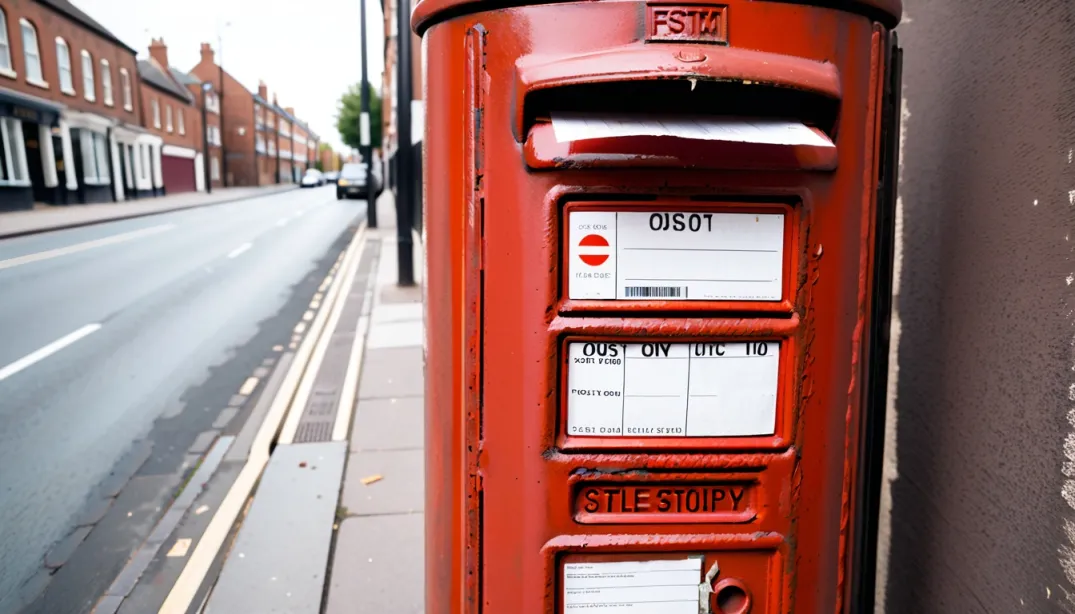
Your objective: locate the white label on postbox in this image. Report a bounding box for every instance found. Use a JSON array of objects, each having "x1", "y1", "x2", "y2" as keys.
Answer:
[
  {"x1": 566, "y1": 341, "x2": 780, "y2": 437},
  {"x1": 567, "y1": 210, "x2": 784, "y2": 301},
  {"x1": 563, "y1": 557, "x2": 702, "y2": 613}
]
